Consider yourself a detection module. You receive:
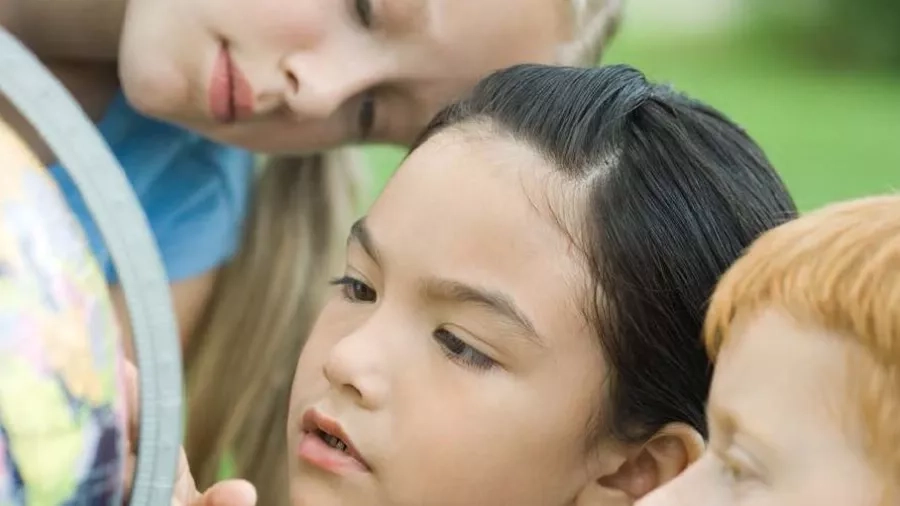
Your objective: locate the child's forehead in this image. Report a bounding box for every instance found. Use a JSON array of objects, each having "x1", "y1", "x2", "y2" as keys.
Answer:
[
  {"x1": 710, "y1": 310, "x2": 856, "y2": 430},
  {"x1": 427, "y1": 0, "x2": 572, "y2": 53},
  {"x1": 373, "y1": 0, "x2": 574, "y2": 144}
]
